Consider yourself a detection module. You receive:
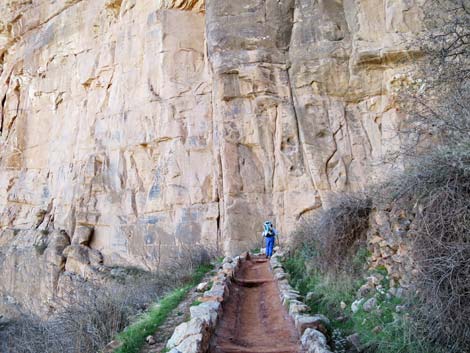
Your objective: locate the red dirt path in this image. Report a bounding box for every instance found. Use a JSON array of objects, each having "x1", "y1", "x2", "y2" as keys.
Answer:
[{"x1": 209, "y1": 255, "x2": 302, "y2": 353}]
